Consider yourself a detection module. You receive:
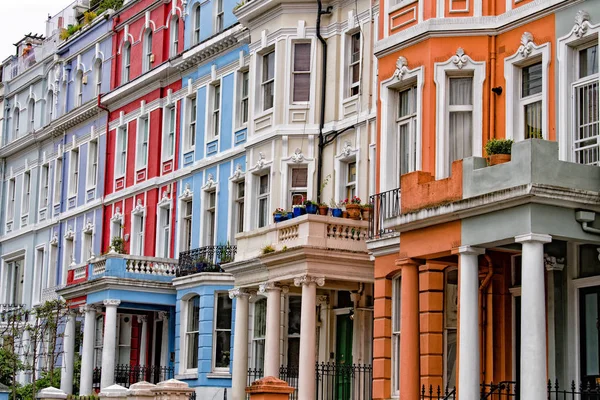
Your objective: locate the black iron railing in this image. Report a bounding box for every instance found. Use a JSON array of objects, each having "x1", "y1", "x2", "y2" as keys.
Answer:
[
  {"x1": 315, "y1": 362, "x2": 372, "y2": 400},
  {"x1": 279, "y1": 366, "x2": 299, "y2": 400},
  {"x1": 481, "y1": 381, "x2": 516, "y2": 399},
  {"x1": 421, "y1": 385, "x2": 456, "y2": 399},
  {"x1": 92, "y1": 367, "x2": 101, "y2": 392},
  {"x1": 114, "y1": 365, "x2": 174, "y2": 388},
  {"x1": 368, "y1": 188, "x2": 401, "y2": 239},
  {"x1": 177, "y1": 245, "x2": 237, "y2": 277}
]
